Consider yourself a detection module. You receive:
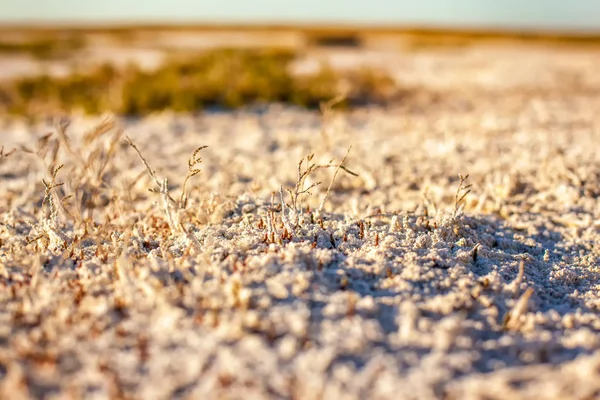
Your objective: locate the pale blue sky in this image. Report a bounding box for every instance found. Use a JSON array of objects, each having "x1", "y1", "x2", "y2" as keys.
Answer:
[{"x1": 1, "y1": 0, "x2": 599, "y2": 31}]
